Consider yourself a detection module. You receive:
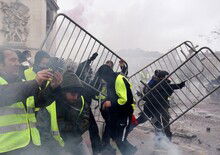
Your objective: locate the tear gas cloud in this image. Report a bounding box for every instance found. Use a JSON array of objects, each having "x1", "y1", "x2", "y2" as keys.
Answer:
[{"x1": 58, "y1": 0, "x2": 220, "y2": 52}]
